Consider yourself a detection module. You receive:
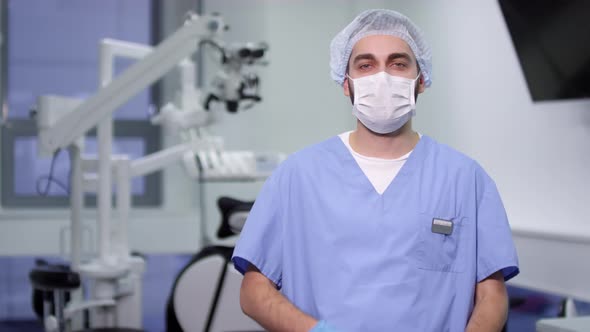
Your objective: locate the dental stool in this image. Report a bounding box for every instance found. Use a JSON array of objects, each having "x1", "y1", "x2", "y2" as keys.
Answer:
[{"x1": 29, "y1": 260, "x2": 143, "y2": 332}]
